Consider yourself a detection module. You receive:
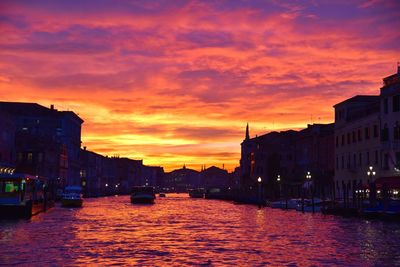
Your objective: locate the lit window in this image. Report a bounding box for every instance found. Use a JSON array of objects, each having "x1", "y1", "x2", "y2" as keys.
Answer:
[{"x1": 27, "y1": 153, "x2": 33, "y2": 163}]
